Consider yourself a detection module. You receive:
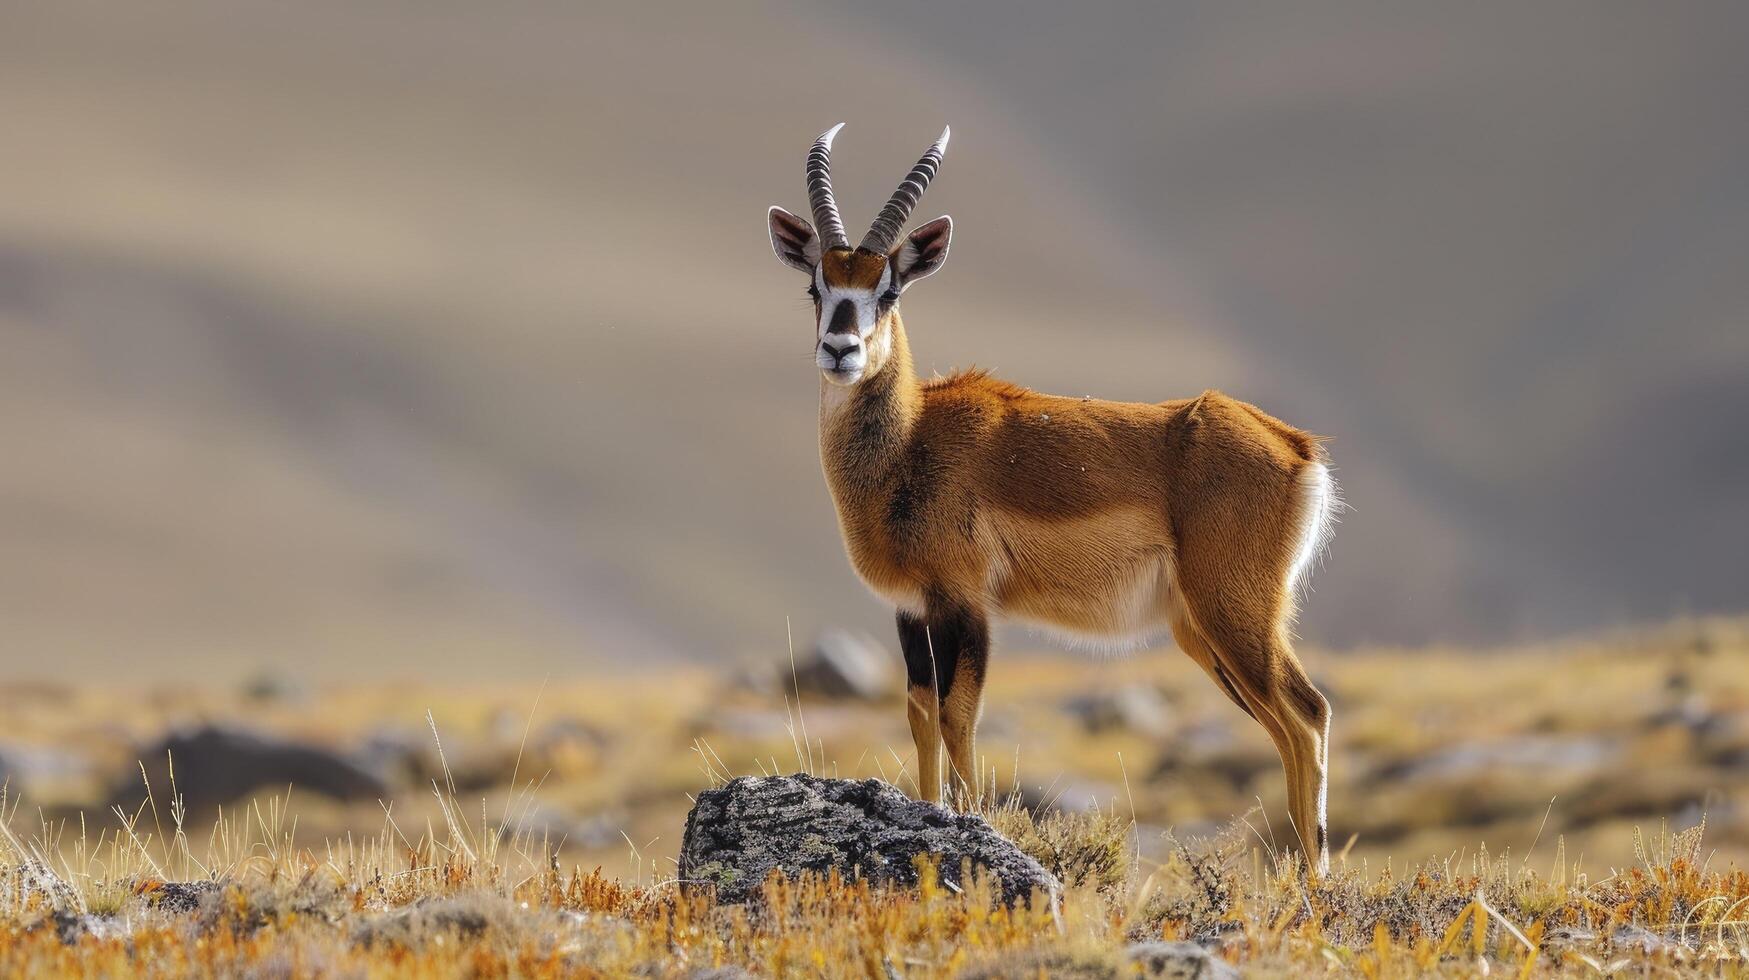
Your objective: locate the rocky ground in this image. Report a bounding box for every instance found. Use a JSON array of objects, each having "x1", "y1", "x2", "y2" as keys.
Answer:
[
  {"x1": 0, "y1": 618, "x2": 1746, "y2": 974},
  {"x1": 0, "y1": 769, "x2": 1741, "y2": 976}
]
